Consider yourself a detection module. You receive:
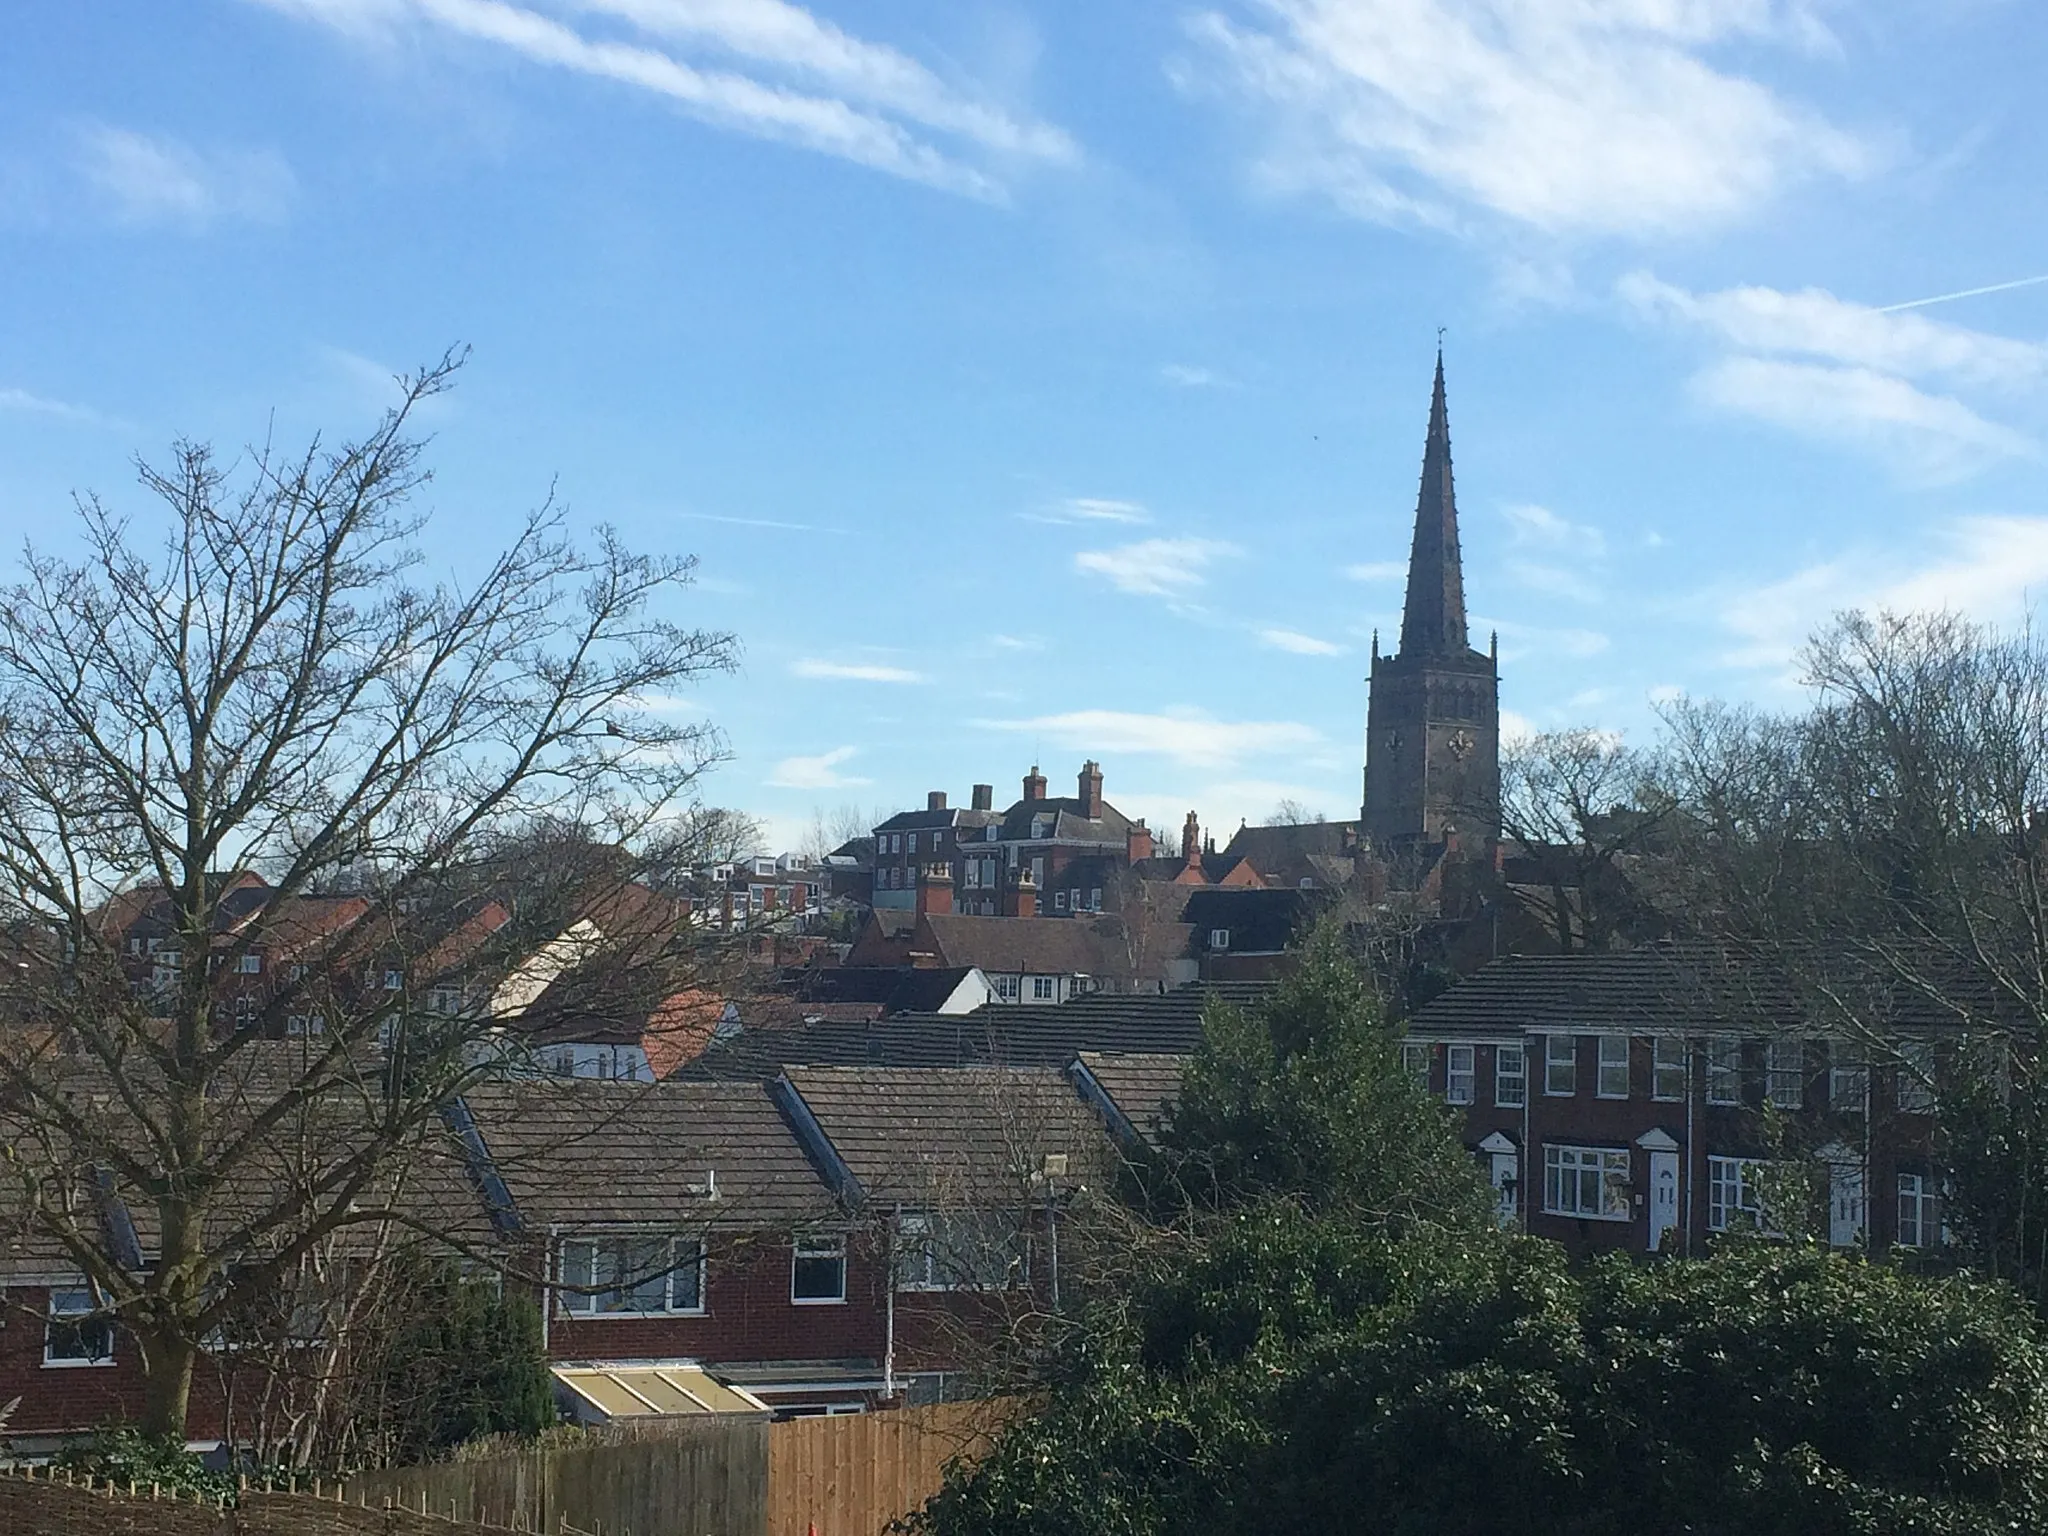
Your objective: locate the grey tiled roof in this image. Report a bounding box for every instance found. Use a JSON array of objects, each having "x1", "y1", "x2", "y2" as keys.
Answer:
[
  {"x1": 462, "y1": 1079, "x2": 836, "y2": 1229},
  {"x1": 782, "y1": 1065, "x2": 1111, "y2": 1206},
  {"x1": 1073, "y1": 1051, "x2": 1187, "y2": 1144},
  {"x1": 1405, "y1": 944, "x2": 1804, "y2": 1038},
  {"x1": 920, "y1": 914, "x2": 1134, "y2": 977}
]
